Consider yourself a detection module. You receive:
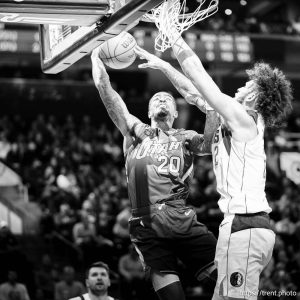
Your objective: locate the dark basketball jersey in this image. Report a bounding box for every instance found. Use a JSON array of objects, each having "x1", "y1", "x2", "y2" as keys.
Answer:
[{"x1": 125, "y1": 123, "x2": 205, "y2": 209}]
